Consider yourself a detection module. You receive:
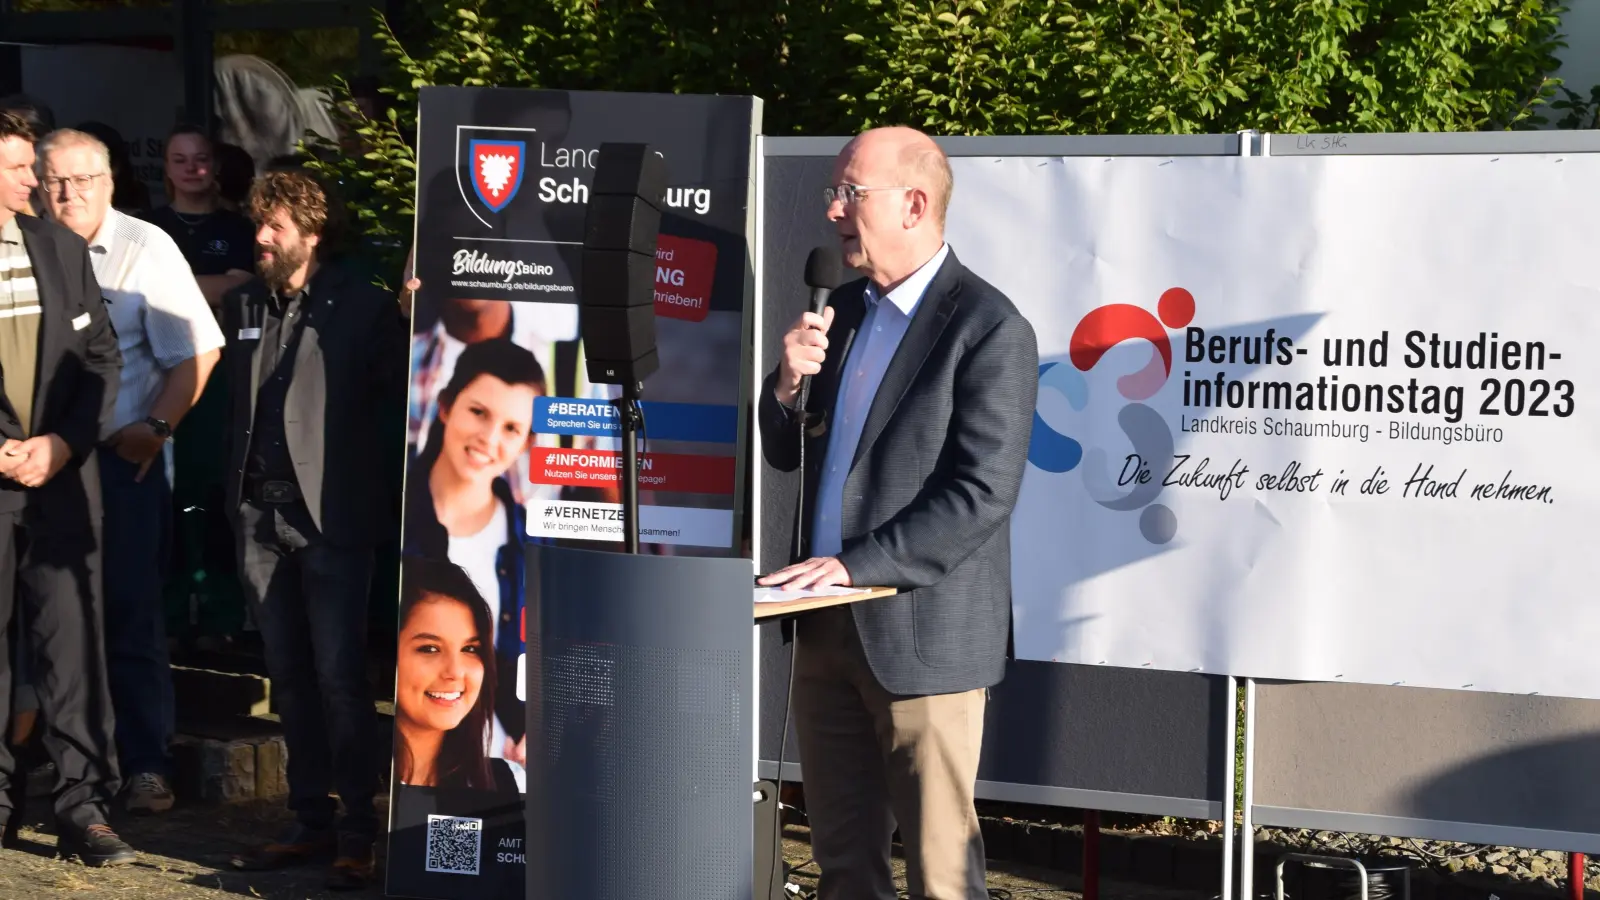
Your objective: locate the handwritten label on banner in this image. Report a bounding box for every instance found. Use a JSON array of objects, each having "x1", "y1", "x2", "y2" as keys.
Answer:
[
  {"x1": 529, "y1": 448, "x2": 735, "y2": 494},
  {"x1": 654, "y1": 233, "x2": 717, "y2": 322},
  {"x1": 533, "y1": 397, "x2": 737, "y2": 444}
]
